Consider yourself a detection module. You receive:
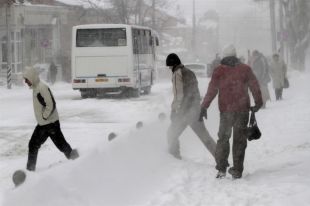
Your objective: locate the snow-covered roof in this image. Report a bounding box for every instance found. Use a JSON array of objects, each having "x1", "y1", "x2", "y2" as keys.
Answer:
[
  {"x1": 56, "y1": 0, "x2": 106, "y2": 8},
  {"x1": 73, "y1": 24, "x2": 155, "y2": 31}
]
